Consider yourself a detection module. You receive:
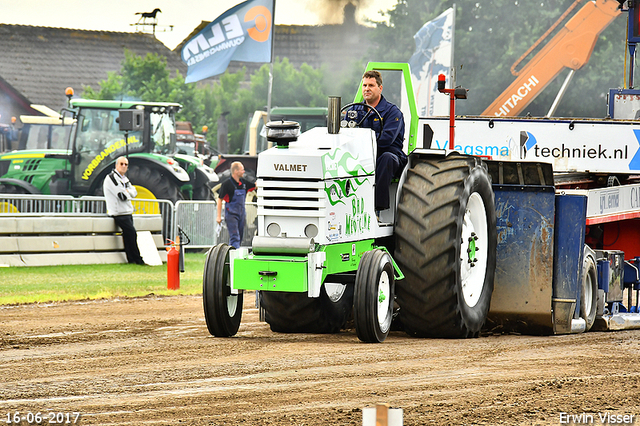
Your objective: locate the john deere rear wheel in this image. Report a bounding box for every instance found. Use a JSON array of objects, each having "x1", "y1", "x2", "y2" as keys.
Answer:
[
  {"x1": 94, "y1": 164, "x2": 181, "y2": 204},
  {"x1": 394, "y1": 154, "x2": 497, "y2": 338},
  {"x1": 127, "y1": 164, "x2": 181, "y2": 203},
  {"x1": 0, "y1": 181, "x2": 36, "y2": 213}
]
